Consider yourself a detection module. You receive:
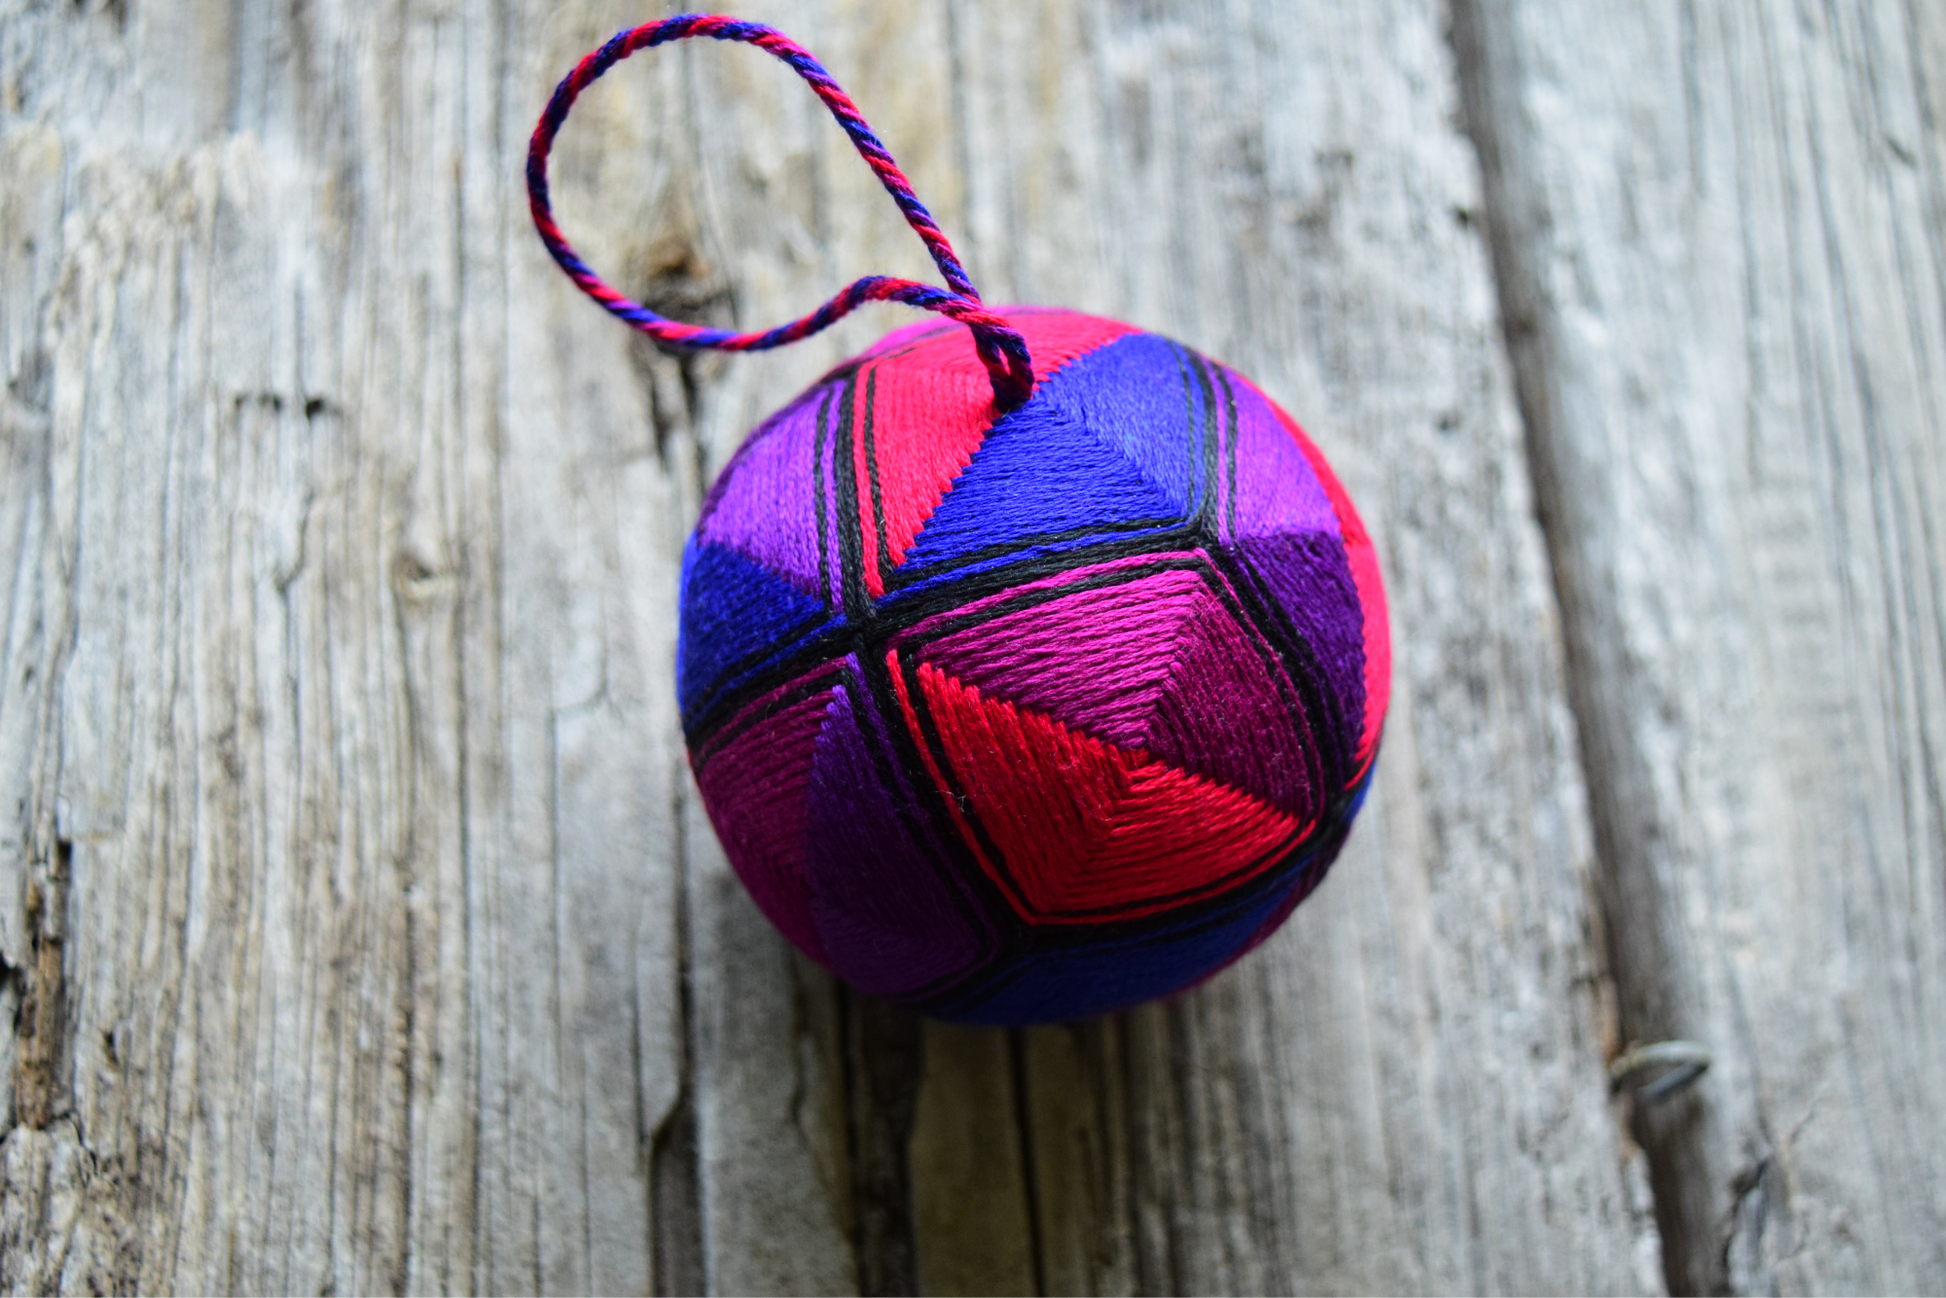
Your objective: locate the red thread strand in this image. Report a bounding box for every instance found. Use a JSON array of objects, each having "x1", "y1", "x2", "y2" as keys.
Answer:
[{"x1": 528, "y1": 14, "x2": 1034, "y2": 410}]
